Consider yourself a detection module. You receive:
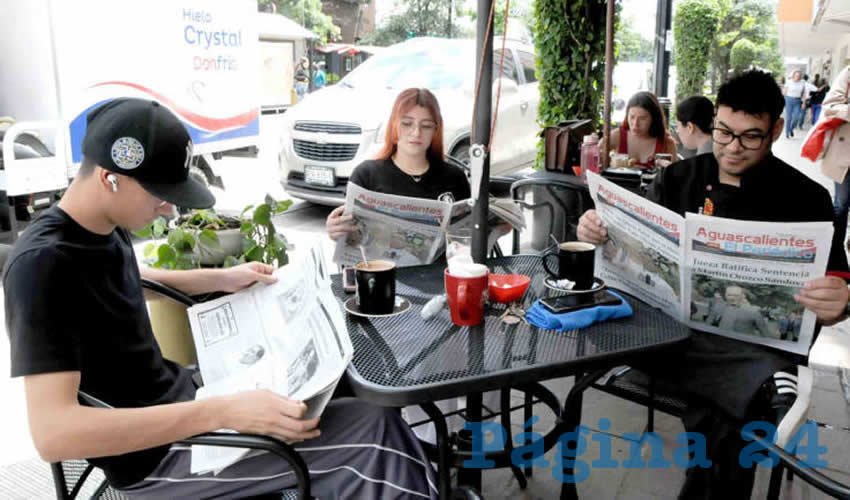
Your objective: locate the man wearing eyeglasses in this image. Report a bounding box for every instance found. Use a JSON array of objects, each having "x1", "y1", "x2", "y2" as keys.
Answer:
[{"x1": 578, "y1": 70, "x2": 849, "y2": 498}]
